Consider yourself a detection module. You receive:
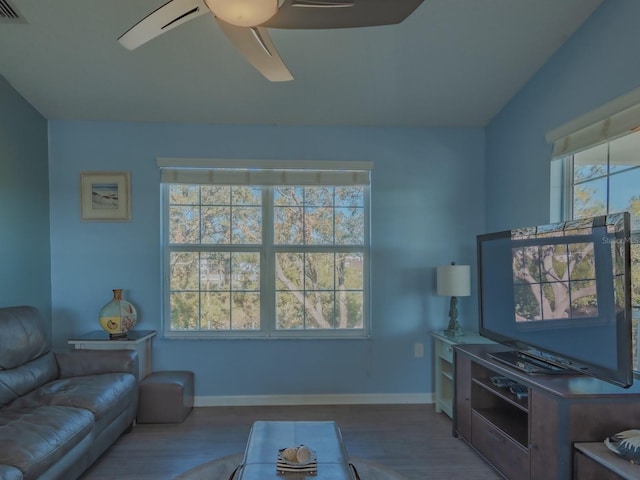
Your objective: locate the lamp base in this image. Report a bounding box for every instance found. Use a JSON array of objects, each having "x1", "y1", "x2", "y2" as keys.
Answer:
[
  {"x1": 444, "y1": 320, "x2": 463, "y2": 338},
  {"x1": 444, "y1": 295, "x2": 462, "y2": 337}
]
